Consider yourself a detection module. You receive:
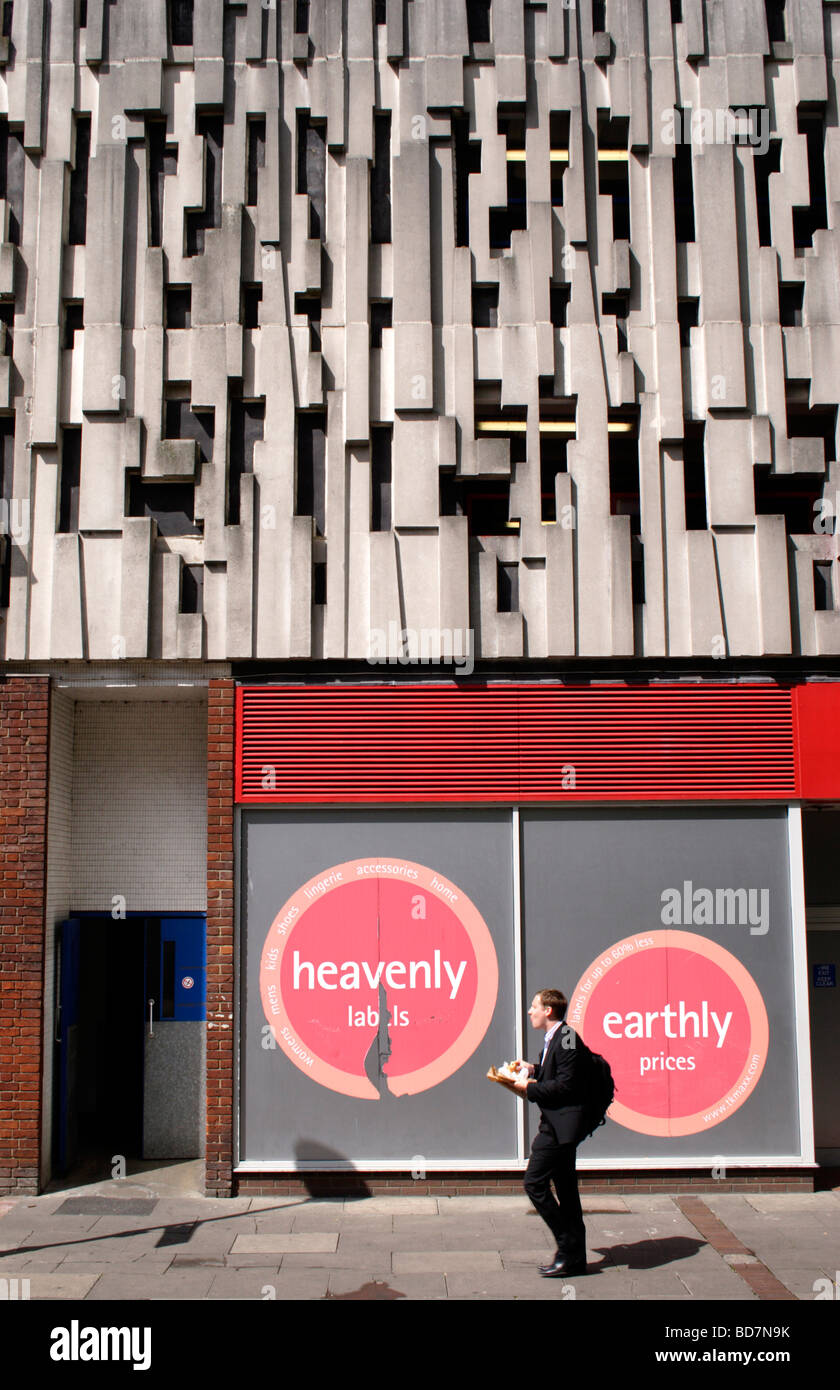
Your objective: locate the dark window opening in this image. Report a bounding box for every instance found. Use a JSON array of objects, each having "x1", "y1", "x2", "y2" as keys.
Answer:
[
  {"x1": 374, "y1": 0, "x2": 387, "y2": 26},
  {"x1": 793, "y1": 110, "x2": 828, "y2": 248},
  {"x1": 58, "y1": 427, "x2": 81, "y2": 534},
  {"x1": 779, "y1": 282, "x2": 803, "y2": 327},
  {"x1": 603, "y1": 292, "x2": 629, "y2": 316},
  {"x1": 550, "y1": 111, "x2": 570, "y2": 206},
  {"x1": 180, "y1": 563, "x2": 203, "y2": 614},
  {"x1": 296, "y1": 410, "x2": 327, "y2": 535},
  {"x1": 814, "y1": 561, "x2": 834, "y2": 612},
  {"x1": 538, "y1": 375, "x2": 556, "y2": 400},
  {"x1": 246, "y1": 117, "x2": 265, "y2": 207},
  {"x1": 453, "y1": 113, "x2": 481, "y2": 248},
  {"x1": 371, "y1": 425, "x2": 392, "y2": 532},
  {"x1": 128, "y1": 479, "x2": 201, "y2": 536},
  {"x1": 370, "y1": 300, "x2": 392, "y2": 348},
  {"x1": 472, "y1": 284, "x2": 499, "y2": 327},
  {"x1": 63, "y1": 302, "x2": 83, "y2": 348},
  {"x1": 295, "y1": 0, "x2": 310, "y2": 34},
  {"x1": 68, "y1": 115, "x2": 90, "y2": 245},
  {"x1": 294, "y1": 293, "x2": 321, "y2": 351},
  {"x1": 678, "y1": 297, "x2": 699, "y2": 348},
  {"x1": 0, "y1": 121, "x2": 23, "y2": 245},
  {"x1": 439, "y1": 474, "x2": 516, "y2": 537},
  {"x1": 600, "y1": 157, "x2": 631, "y2": 239},
  {"x1": 371, "y1": 112, "x2": 391, "y2": 244},
  {"x1": 0, "y1": 302, "x2": 13, "y2": 355},
  {"x1": 683, "y1": 422, "x2": 707, "y2": 529},
  {"x1": 78, "y1": 0, "x2": 86, "y2": 29},
  {"x1": 313, "y1": 559, "x2": 327, "y2": 605},
  {"x1": 754, "y1": 138, "x2": 781, "y2": 247},
  {"x1": 540, "y1": 433, "x2": 569, "y2": 522},
  {"x1": 297, "y1": 113, "x2": 326, "y2": 240},
  {"x1": 598, "y1": 114, "x2": 630, "y2": 240},
  {"x1": 489, "y1": 167, "x2": 526, "y2": 247},
  {"x1": 227, "y1": 396, "x2": 264, "y2": 525},
  {"x1": 467, "y1": 0, "x2": 491, "y2": 45},
  {"x1": 631, "y1": 539, "x2": 645, "y2": 604},
  {"x1": 786, "y1": 380, "x2": 836, "y2": 464},
  {"x1": 602, "y1": 292, "x2": 630, "y2": 351},
  {"x1": 540, "y1": 396, "x2": 576, "y2": 419},
  {"x1": 474, "y1": 404, "x2": 527, "y2": 435},
  {"x1": 592, "y1": 0, "x2": 606, "y2": 32},
  {"x1": 490, "y1": 109, "x2": 528, "y2": 248},
  {"x1": 498, "y1": 108, "x2": 526, "y2": 149},
  {"x1": 608, "y1": 417, "x2": 641, "y2": 536},
  {"x1": 474, "y1": 380, "x2": 503, "y2": 409},
  {"x1": 550, "y1": 284, "x2": 571, "y2": 328},
  {"x1": 765, "y1": 0, "x2": 786, "y2": 44},
  {"x1": 754, "y1": 466, "x2": 829, "y2": 535},
  {"x1": 3, "y1": 2, "x2": 13, "y2": 40},
  {"x1": 673, "y1": 133, "x2": 695, "y2": 243},
  {"x1": 164, "y1": 389, "x2": 214, "y2": 463},
  {"x1": 185, "y1": 115, "x2": 223, "y2": 256},
  {"x1": 147, "y1": 120, "x2": 177, "y2": 250},
  {"x1": 242, "y1": 283, "x2": 262, "y2": 329},
  {"x1": 169, "y1": 0, "x2": 193, "y2": 46},
  {"x1": 0, "y1": 415, "x2": 13, "y2": 607},
  {"x1": 598, "y1": 112, "x2": 628, "y2": 150},
  {"x1": 497, "y1": 560, "x2": 519, "y2": 613},
  {"x1": 670, "y1": 0, "x2": 682, "y2": 20},
  {"x1": 165, "y1": 286, "x2": 191, "y2": 329}
]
